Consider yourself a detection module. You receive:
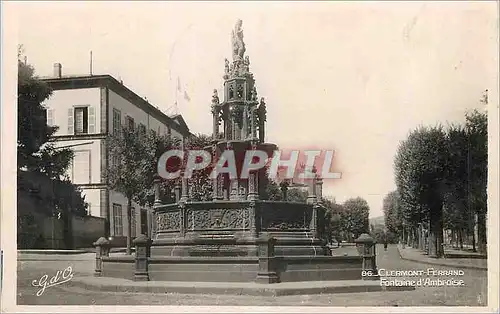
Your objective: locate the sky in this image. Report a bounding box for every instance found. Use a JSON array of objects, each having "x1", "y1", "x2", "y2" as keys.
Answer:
[{"x1": 13, "y1": 1, "x2": 498, "y2": 218}]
